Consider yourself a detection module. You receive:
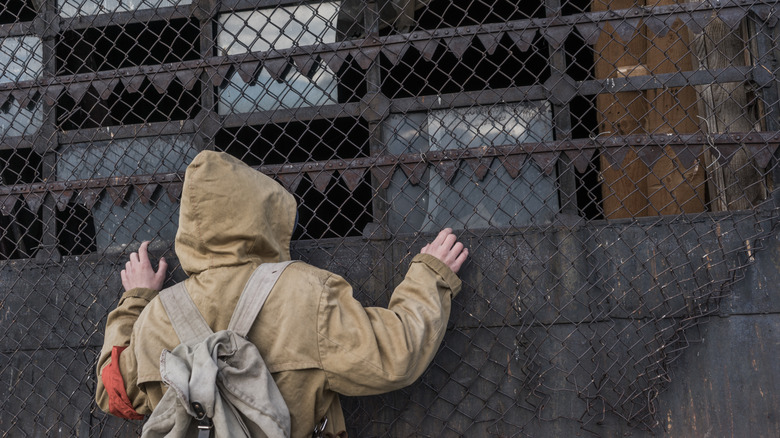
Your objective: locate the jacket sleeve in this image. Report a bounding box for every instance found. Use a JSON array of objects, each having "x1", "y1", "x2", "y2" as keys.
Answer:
[
  {"x1": 318, "y1": 253, "x2": 462, "y2": 396},
  {"x1": 95, "y1": 287, "x2": 159, "y2": 419}
]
